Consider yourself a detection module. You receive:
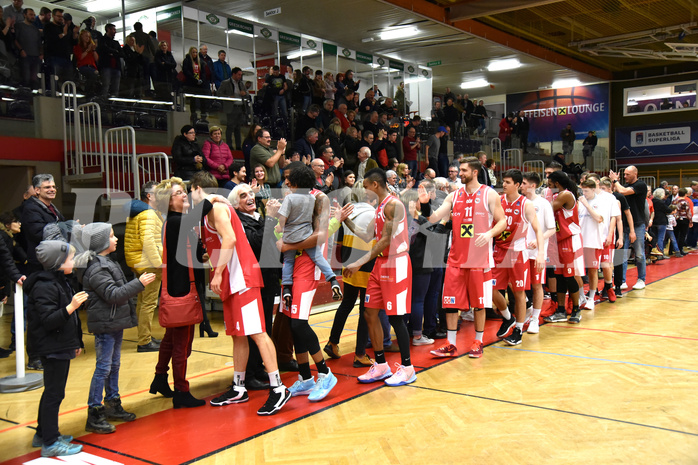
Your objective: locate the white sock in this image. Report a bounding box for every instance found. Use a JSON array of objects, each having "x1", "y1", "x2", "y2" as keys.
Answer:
[
  {"x1": 500, "y1": 308, "x2": 512, "y2": 320},
  {"x1": 233, "y1": 371, "x2": 245, "y2": 387},
  {"x1": 532, "y1": 308, "x2": 542, "y2": 319},
  {"x1": 447, "y1": 330, "x2": 457, "y2": 346},
  {"x1": 475, "y1": 331, "x2": 484, "y2": 342},
  {"x1": 515, "y1": 322, "x2": 524, "y2": 330},
  {"x1": 588, "y1": 289, "x2": 594, "y2": 299},
  {"x1": 268, "y1": 370, "x2": 281, "y2": 387}
]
